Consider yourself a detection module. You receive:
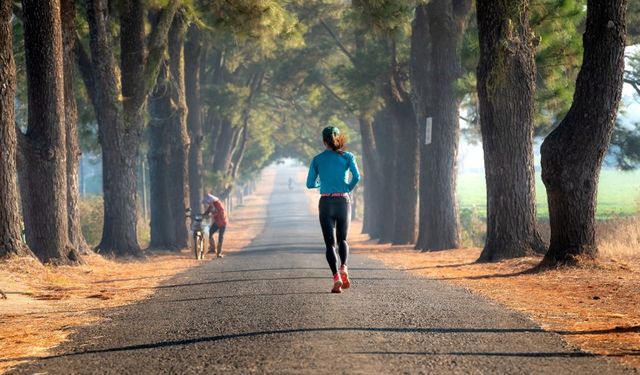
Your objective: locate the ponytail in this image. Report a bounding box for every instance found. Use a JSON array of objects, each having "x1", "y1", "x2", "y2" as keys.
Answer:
[{"x1": 322, "y1": 129, "x2": 346, "y2": 154}]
